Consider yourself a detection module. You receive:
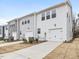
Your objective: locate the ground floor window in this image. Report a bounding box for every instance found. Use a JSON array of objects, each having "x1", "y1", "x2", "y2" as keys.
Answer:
[{"x1": 38, "y1": 28, "x2": 41, "y2": 34}]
